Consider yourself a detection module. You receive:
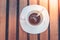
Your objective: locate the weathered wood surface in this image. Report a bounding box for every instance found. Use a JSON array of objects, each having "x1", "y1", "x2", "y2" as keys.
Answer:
[{"x1": 0, "y1": 0, "x2": 59, "y2": 40}]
